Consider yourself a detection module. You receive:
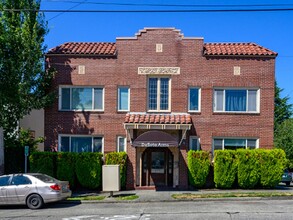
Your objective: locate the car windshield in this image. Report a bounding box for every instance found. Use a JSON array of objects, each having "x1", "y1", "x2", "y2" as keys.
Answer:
[{"x1": 31, "y1": 174, "x2": 58, "y2": 183}]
